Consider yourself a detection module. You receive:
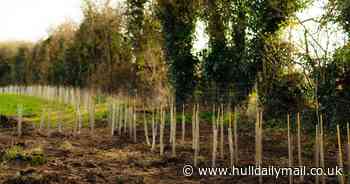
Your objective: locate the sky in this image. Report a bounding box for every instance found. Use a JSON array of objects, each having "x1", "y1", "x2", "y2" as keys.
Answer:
[
  {"x1": 0, "y1": 0, "x2": 346, "y2": 55},
  {"x1": 290, "y1": 0, "x2": 347, "y2": 56},
  {"x1": 0, "y1": 0, "x2": 83, "y2": 42}
]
